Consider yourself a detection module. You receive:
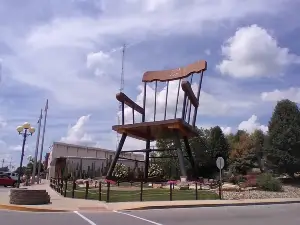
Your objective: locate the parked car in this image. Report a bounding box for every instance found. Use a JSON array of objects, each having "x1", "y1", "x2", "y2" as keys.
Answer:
[
  {"x1": 0, "y1": 174, "x2": 17, "y2": 187},
  {"x1": 3, "y1": 172, "x2": 19, "y2": 181}
]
